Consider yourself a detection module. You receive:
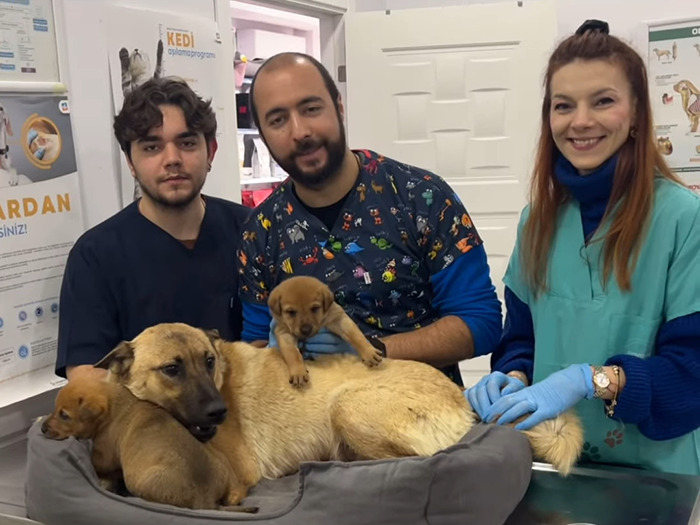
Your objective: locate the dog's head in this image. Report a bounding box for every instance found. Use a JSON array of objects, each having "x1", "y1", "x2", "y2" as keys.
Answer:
[
  {"x1": 95, "y1": 323, "x2": 227, "y2": 443},
  {"x1": 41, "y1": 378, "x2": 109, "y2": 440},
  {"x1": 268, "y1": 276, "x2": 335, "y2": 340}
]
